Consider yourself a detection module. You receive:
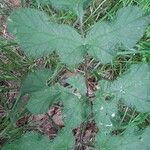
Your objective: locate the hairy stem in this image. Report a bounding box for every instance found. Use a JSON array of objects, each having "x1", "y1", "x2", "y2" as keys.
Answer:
[
  {"x1": 76, "y1": 18, "x2": 94, "y2": 150},
  {"x1": 85, "y1": 57, "x2": 93, "y2": 116},
  {"x1": 79, "y1": 18, "x2": 84, "y2": 38}
]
